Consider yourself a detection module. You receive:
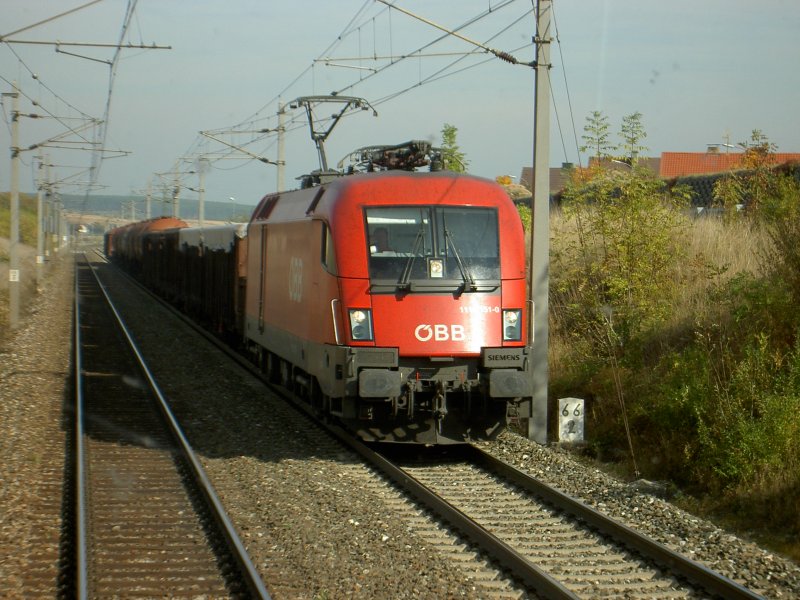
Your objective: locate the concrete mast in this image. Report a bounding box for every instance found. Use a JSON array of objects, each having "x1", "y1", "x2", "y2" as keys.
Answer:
[{"x1": 528, "y1": 0, "x2": 552, "y2": 444}]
